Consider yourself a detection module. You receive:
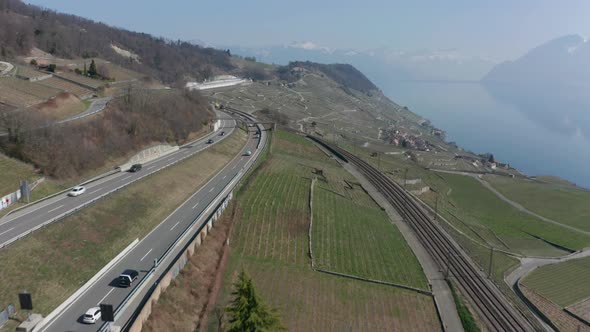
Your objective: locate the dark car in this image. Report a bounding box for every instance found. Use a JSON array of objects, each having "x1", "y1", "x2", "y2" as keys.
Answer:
[
  {"x1": 129, "y1": 164, "x2": 142, "y2": 172},
  {"x1": 219, "y1": 131, "x2": 225, "y2": 136},
  {"x1": 118, "y1": 269, "x2": 139, "y2": 287},
  {"x1": 207, "y1": 139, "x2": 214, "y2": 144}
]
